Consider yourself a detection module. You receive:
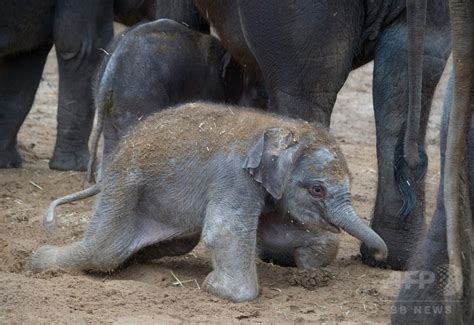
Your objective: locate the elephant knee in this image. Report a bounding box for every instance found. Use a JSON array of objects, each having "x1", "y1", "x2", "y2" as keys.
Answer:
[
  {"x1": 201, "y1": 227, "x2": 219, "y2": 249},
  {"x1": 202, "y1": 213, "x2": 231, "y2": 249},
  {"x1": 54, "y1": 4, "x2": 113, "y2": 63},
  {"x1": 55, "y1": 35, "x2": 93, "y2": 62}
]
